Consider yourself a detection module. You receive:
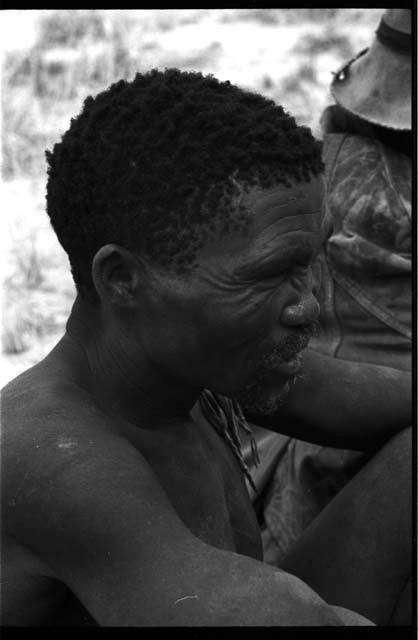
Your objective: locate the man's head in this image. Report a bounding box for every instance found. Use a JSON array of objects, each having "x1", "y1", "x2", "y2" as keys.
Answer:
[{"x1": 46, "y1": 68, "x2": 324, "y2": 411}]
